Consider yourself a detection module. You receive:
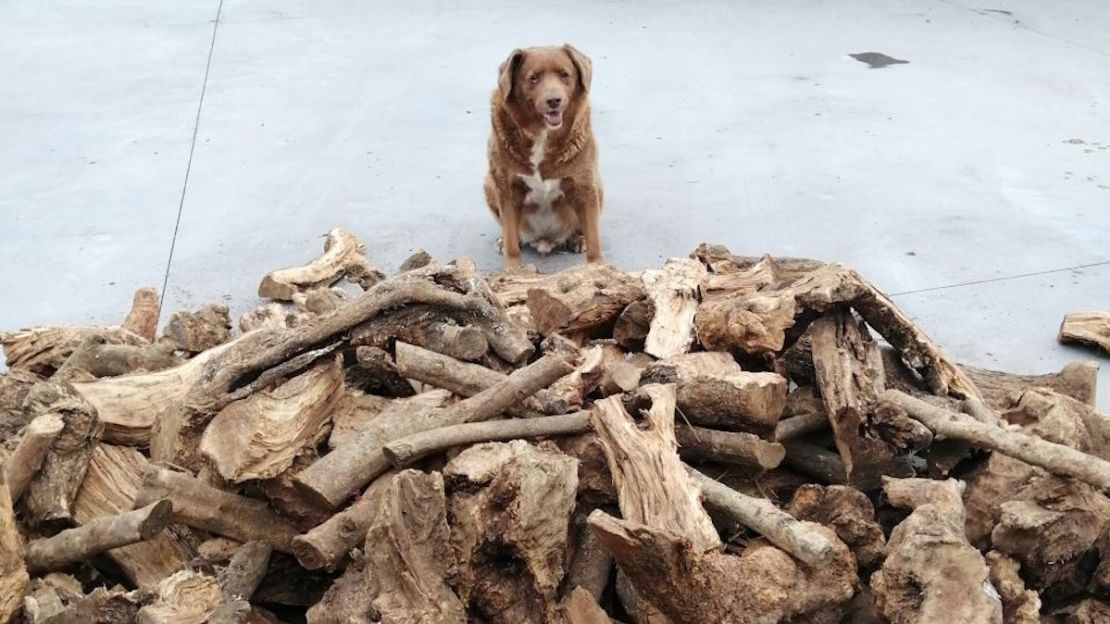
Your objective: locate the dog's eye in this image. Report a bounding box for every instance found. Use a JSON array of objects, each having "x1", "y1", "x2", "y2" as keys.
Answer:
[
  {"x1": 559, "y1": 70, "x2": 570, "y2": 79},
  {"x1": 529, "y1": 74, "x2": 540, "y2": 84}
]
